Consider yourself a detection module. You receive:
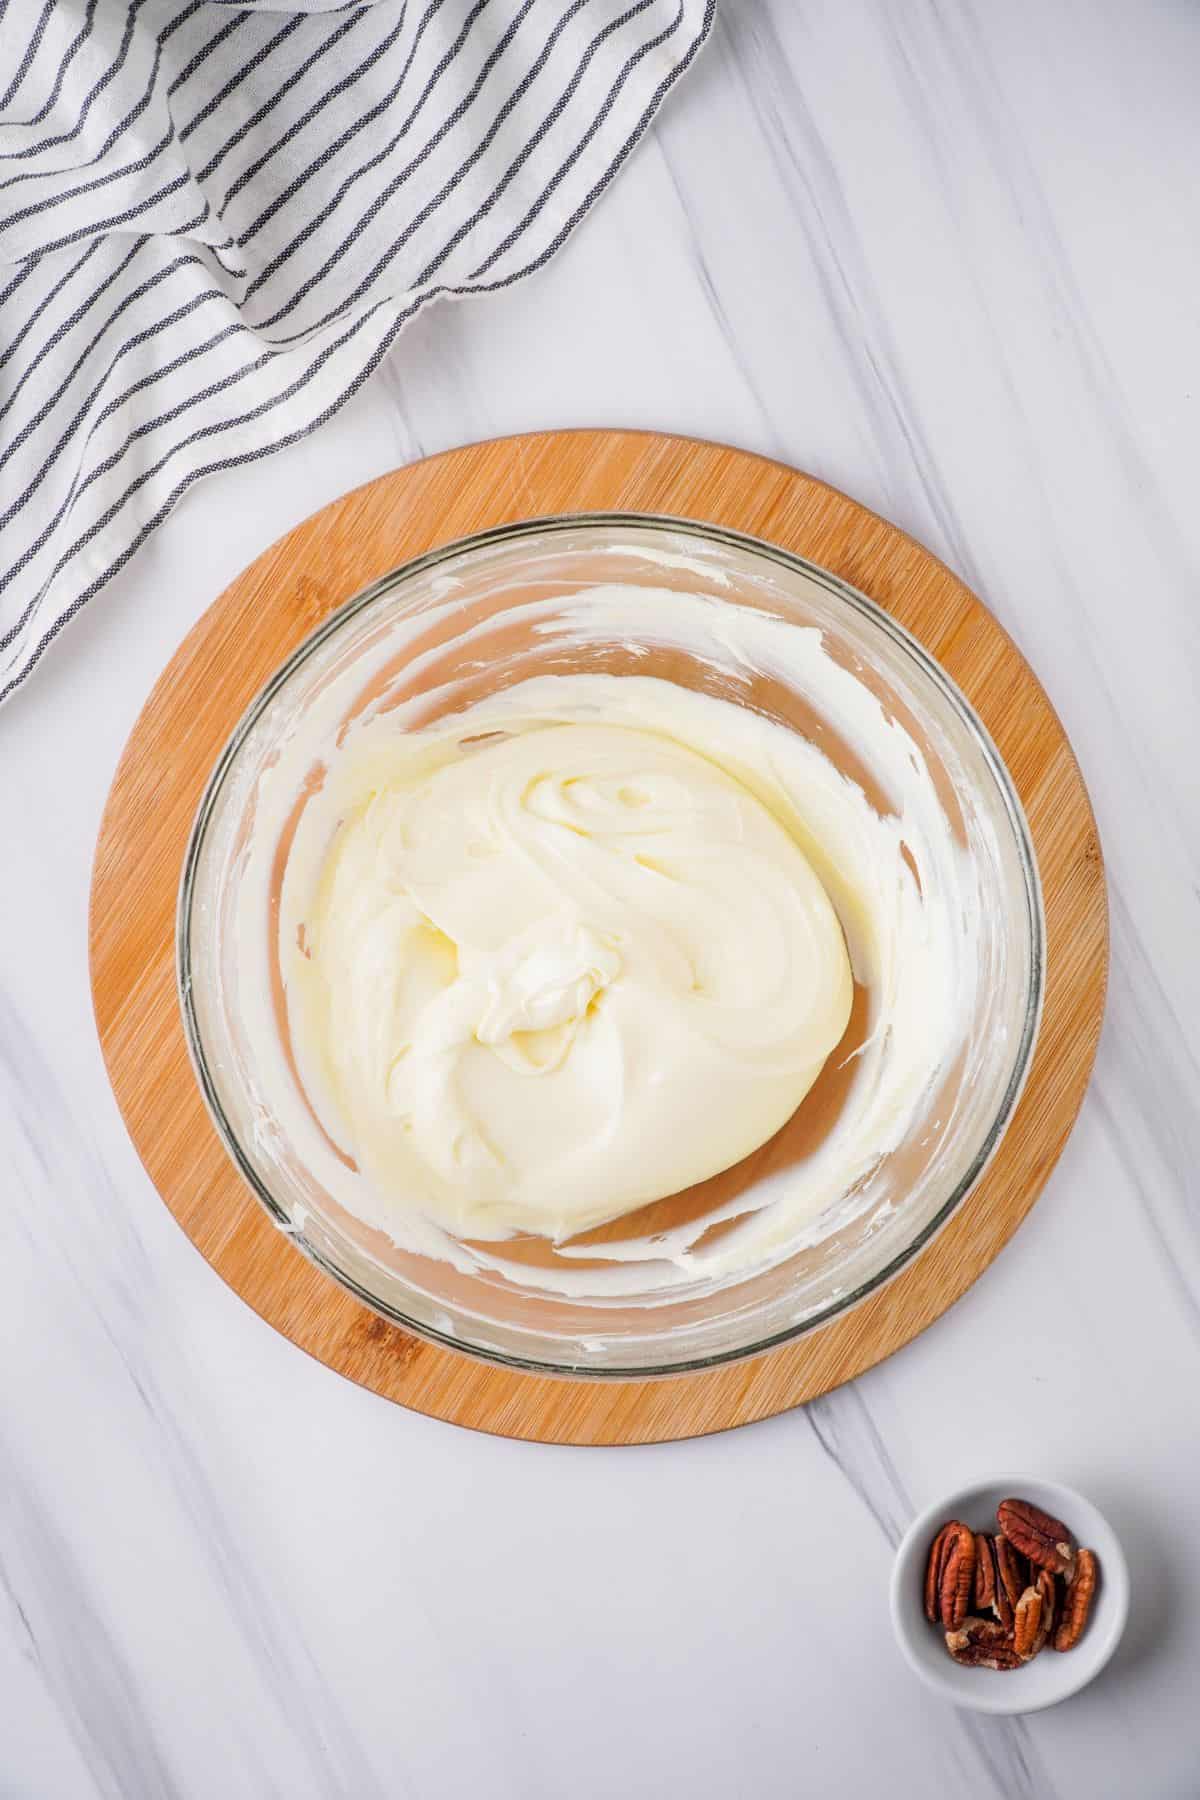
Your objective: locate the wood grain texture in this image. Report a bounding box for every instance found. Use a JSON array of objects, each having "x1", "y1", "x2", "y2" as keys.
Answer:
[{"x1": 89, "y1": 431, "x2": 1108, "y2": 1444}]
